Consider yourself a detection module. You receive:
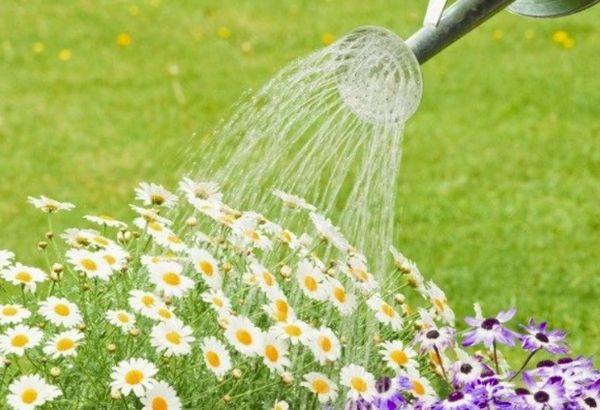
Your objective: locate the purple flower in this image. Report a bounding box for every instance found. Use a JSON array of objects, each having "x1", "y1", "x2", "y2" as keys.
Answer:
[
  {"x1": 450, "y1": 350, "x2": 484, "y2": 388},
  {"x1": 574, "y1": 379, "x2": 600, "y2": 409},
  {"x1": 415, "y1": 309, "x2": 455, "y2": 353},
  {"x1": 462, "y1": 304, "x2": 516, "y2": 348},
  {"x1": 371, "y1": 376, "x2": 407, "y2": 410},
  {"x1": 429, "y1": 389, "x2": 486, "y2": 409},
  {"x1": 519, "y1": 319, "x2": 568, "y2": 355},
  {"x1": 519, "y1": 373, "x2": 567, "y2": 409}
]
